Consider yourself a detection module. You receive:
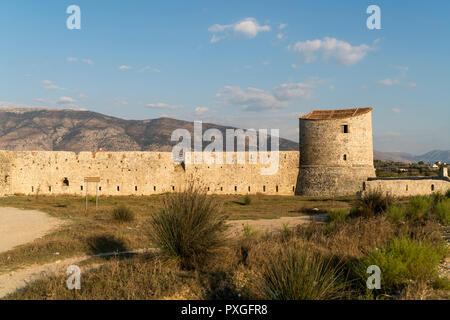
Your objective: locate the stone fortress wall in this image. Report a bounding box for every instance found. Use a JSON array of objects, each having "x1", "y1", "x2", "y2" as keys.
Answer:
[
  {"x1": 364, "y1": 167, "x2": 450, "y2": 197},
  {"x1": 0, "y1": 107, "x2": 448, "y2": 198},
  {"x1": 0, "y1": 150, "x2": 299, "y2": 196}
]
